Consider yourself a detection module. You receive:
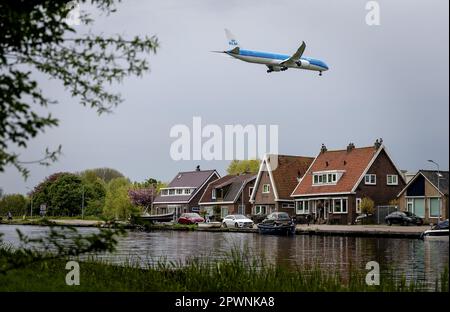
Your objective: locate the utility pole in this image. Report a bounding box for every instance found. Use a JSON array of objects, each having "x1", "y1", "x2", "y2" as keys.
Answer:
[
  {"x1": 81, "y1": 185, "x2": 85, "y2": 219},
  {"x1": 427, "y1": 160, "x2": 441, "y2": 224}
]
